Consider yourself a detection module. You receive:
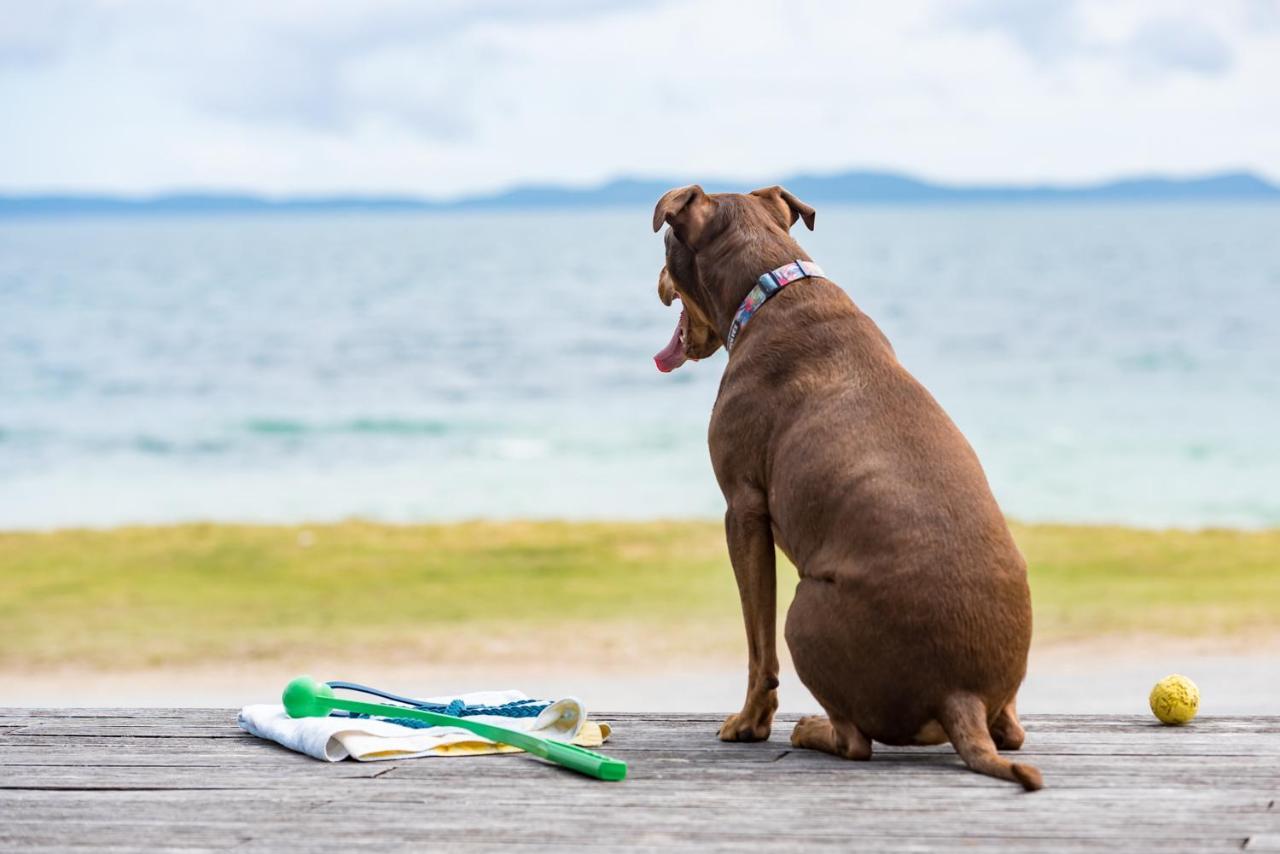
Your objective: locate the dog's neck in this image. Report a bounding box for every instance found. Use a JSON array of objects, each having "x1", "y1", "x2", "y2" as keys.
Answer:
[{"x1": 695, "y1": 231, "x2": 812, "y2": 341}]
